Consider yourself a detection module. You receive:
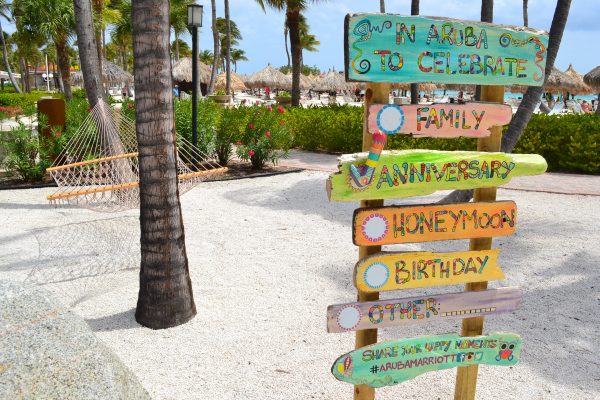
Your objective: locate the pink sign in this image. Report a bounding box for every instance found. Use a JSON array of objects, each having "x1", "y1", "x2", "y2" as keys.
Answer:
[{"x1": 367, "y1": 102, "x2": 512, "y2": 138}]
